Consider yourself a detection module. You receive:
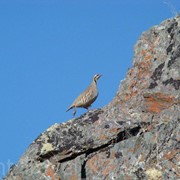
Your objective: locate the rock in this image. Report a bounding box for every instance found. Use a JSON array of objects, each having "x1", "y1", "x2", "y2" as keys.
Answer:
[{"x1": 4, "y1": 16, "x2": 180, "y2": 180}]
